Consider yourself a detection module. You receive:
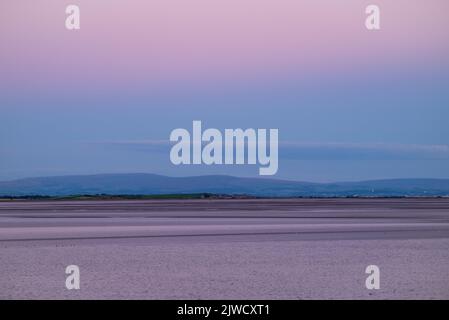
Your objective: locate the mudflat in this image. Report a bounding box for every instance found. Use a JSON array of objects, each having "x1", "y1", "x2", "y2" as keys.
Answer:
[{"x1": 1, "y1": 198, "x2": 448, "y2": 299}]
